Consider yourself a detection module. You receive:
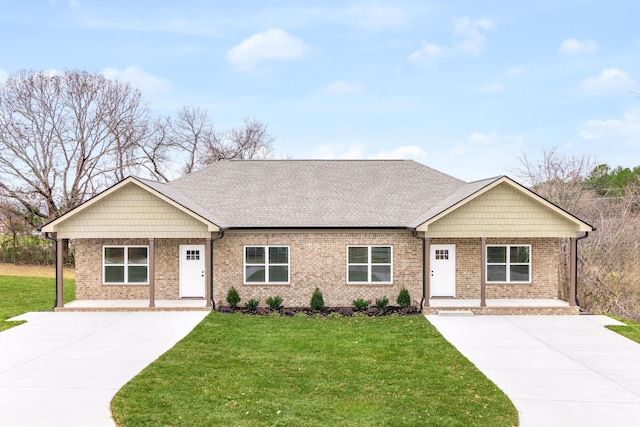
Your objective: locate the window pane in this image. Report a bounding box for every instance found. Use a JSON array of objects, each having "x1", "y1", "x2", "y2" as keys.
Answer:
[
  {"x1": 371, "y1": 247, "x2": 391, "y2": 264},
  {"x1": 128, "y1": 266, "x2": 148, "y2": 283},
  {"x1": 128, "y1": 247, "x2": 148, "y2": 265},
  {"x1": 348, "y1": 247, "x2": 368, "y2": 264},
  {"x1": 510, "y1": 246, "x2": 530, "y2": 263},
  {"x1": 246, "y1": 247, "x2": 265, "y2": 264},
  {"x1": 487, "y1": 265, "x2": 506, "y2": 282},
  {"x1": 487, "y1": 246, "x2": 506, "y2": 263},
  {"x1": 371, "y1": 265, "x2": 391, "y2": 282},
  {"x1": 269, "y1": 247, "x2": 288, "y2": 264},
  {"x1": 348, "y1": 265, "x2": 368, "y2": 282},
  {"x1": 269, "y1": 266, "x2": 288, "y2": 282},
  {"x1": 510, "y1": 265, "x2": 530, "y2": 282},
  {"x1": 104, "y1": 247, "x2": 124, "y2": 264},
  {"x1": 105, "y1": 266, "x2": 124, "y2": 283},
  {"x1": 246, "y1": 266, "x2": 265, "y2": 282}
]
